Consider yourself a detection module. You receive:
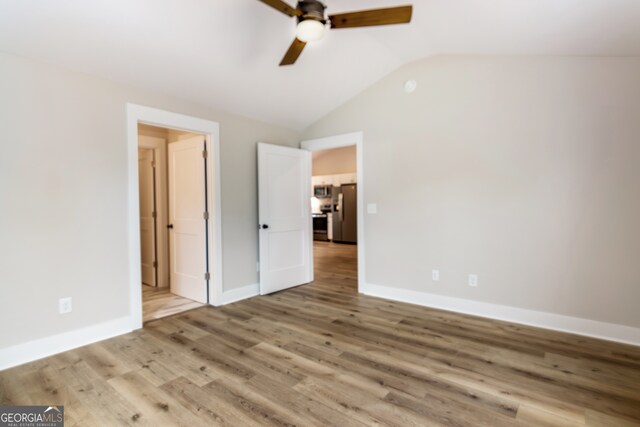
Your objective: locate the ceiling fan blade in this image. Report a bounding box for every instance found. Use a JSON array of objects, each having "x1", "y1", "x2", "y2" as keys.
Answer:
[
  {"x1": 280, "y1": 38, "x2": 306, "y2": 66},
  {"x1": 329, "y1": 5, "x2": 412, "y2": 29},
  {"x1": 258, "y1": 0, "x2": 301, "y2": 17}
]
